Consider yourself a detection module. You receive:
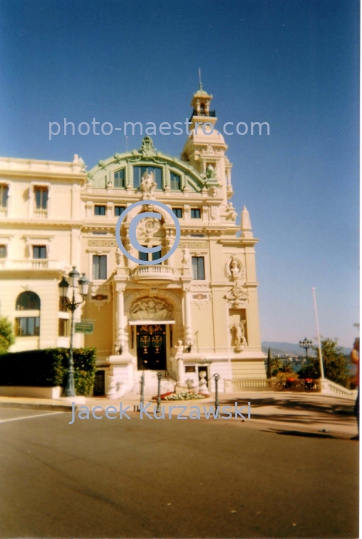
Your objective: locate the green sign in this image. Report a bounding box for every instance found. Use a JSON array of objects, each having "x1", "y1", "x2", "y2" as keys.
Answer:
[{"x1": 75, "y1": 322, "x2": 94, "y2": 334}]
